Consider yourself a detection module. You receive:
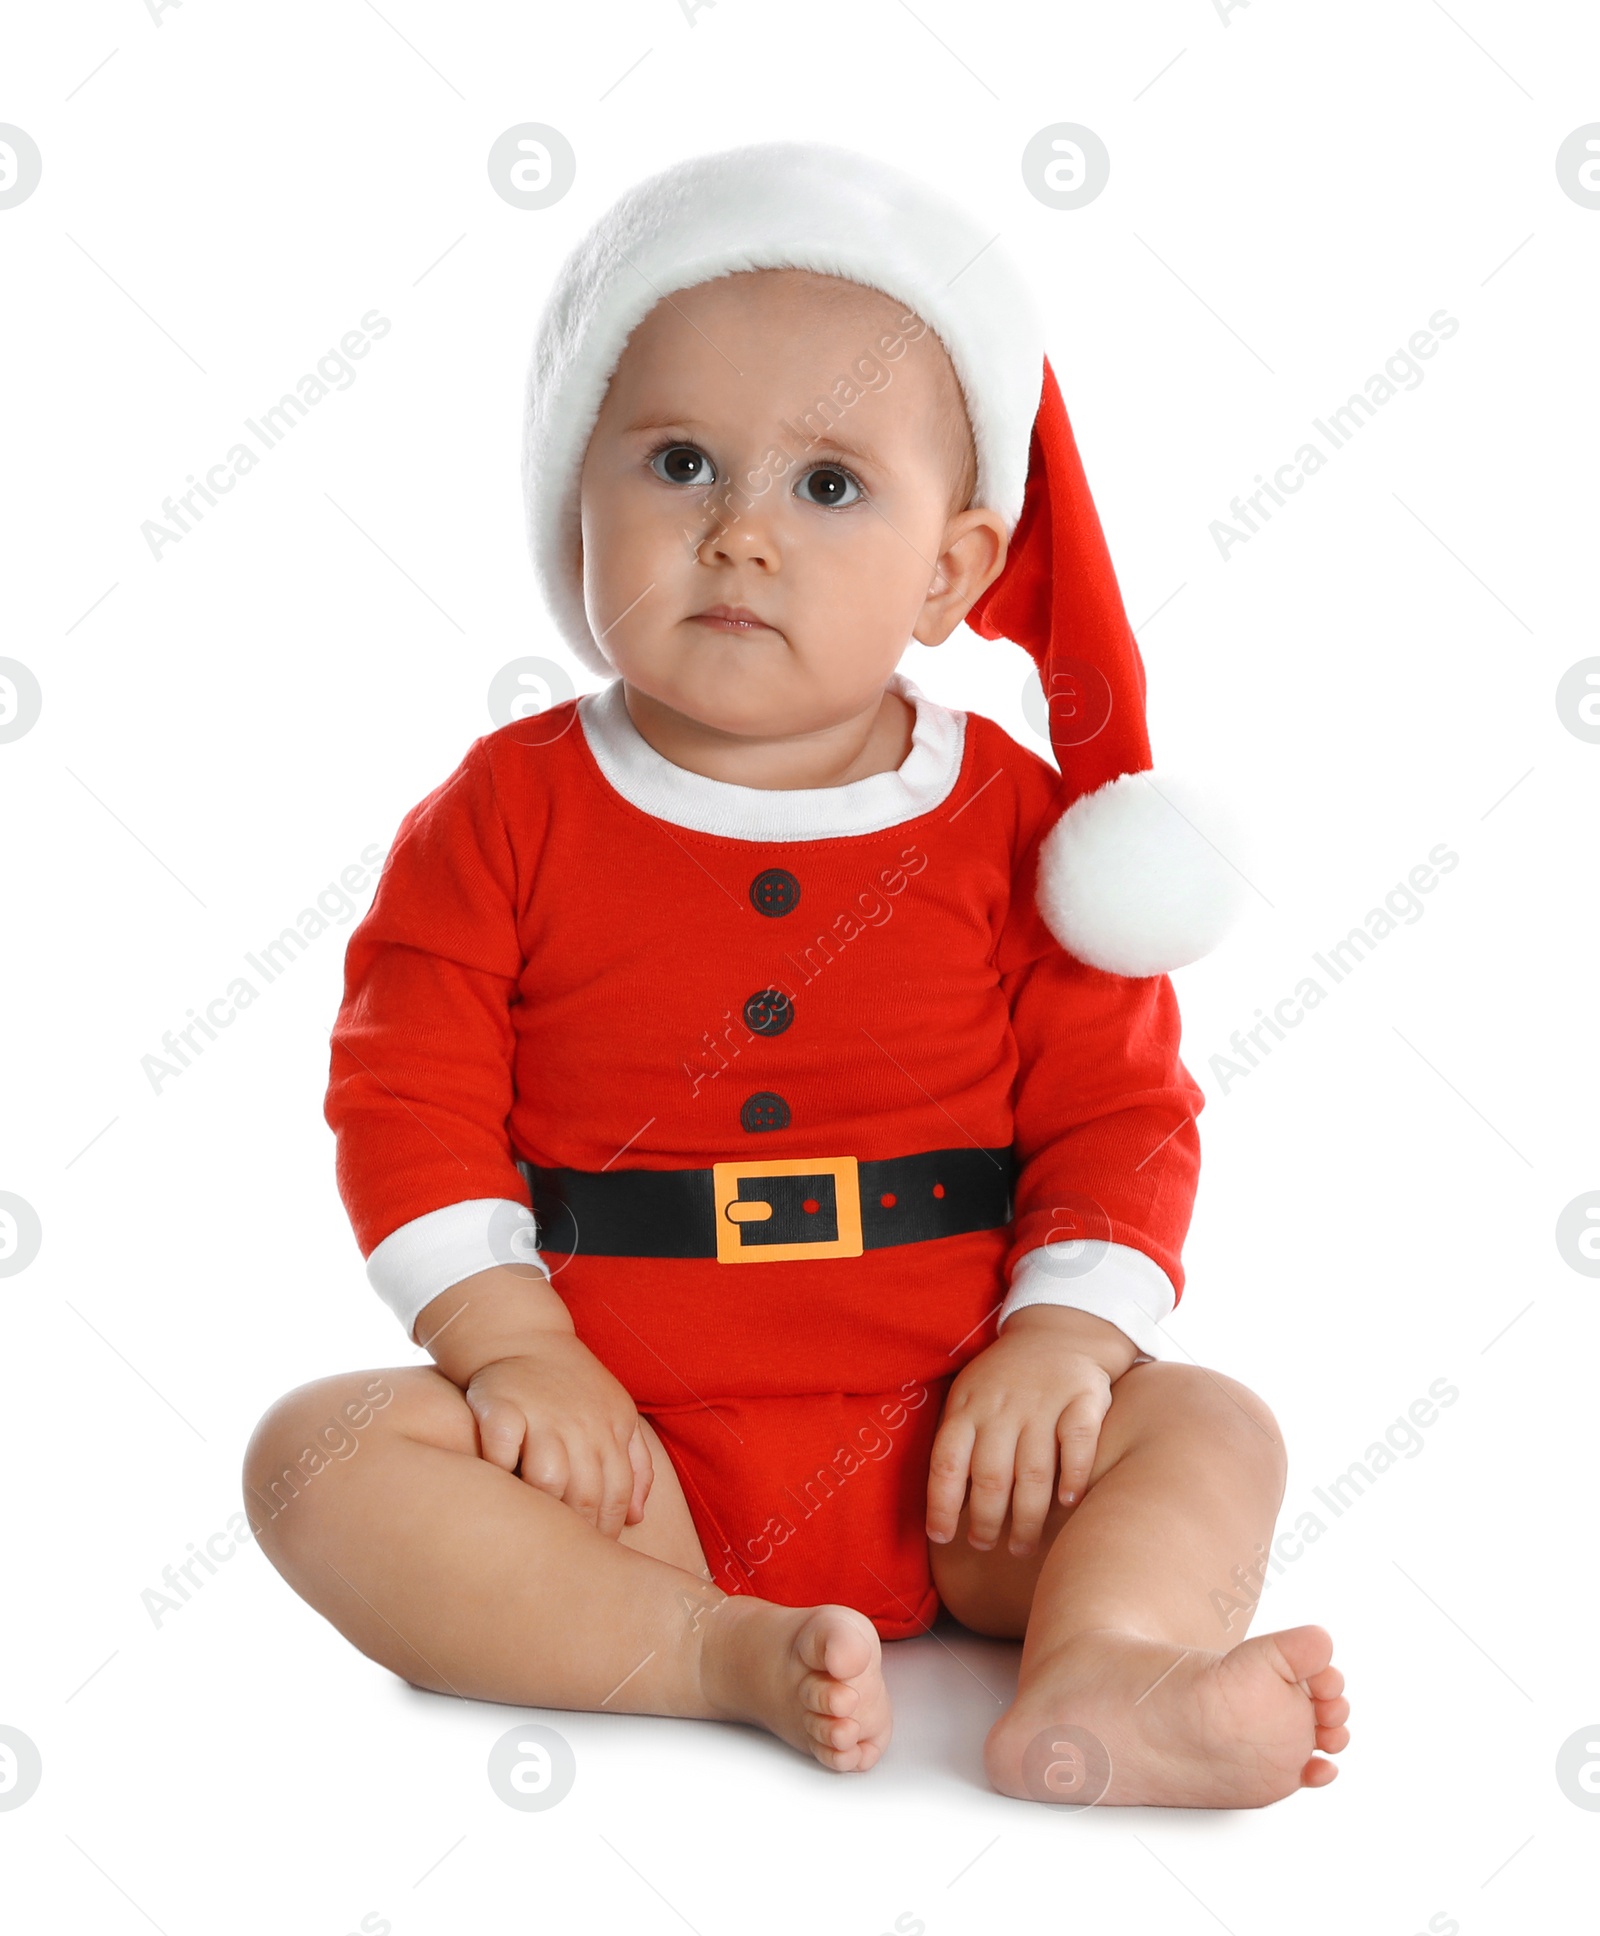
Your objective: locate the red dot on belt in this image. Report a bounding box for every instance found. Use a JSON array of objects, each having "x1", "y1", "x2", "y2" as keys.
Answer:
[
  {"x1": 932, "y1": 1182, "x2": 945, "y2": 1198},
  {"x1": 802, "y1": 1197, "x2": 819, "y2": 1213},
  {"x1": 879, "y1": 1192, "x2": 896, "y2": 1208}
]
